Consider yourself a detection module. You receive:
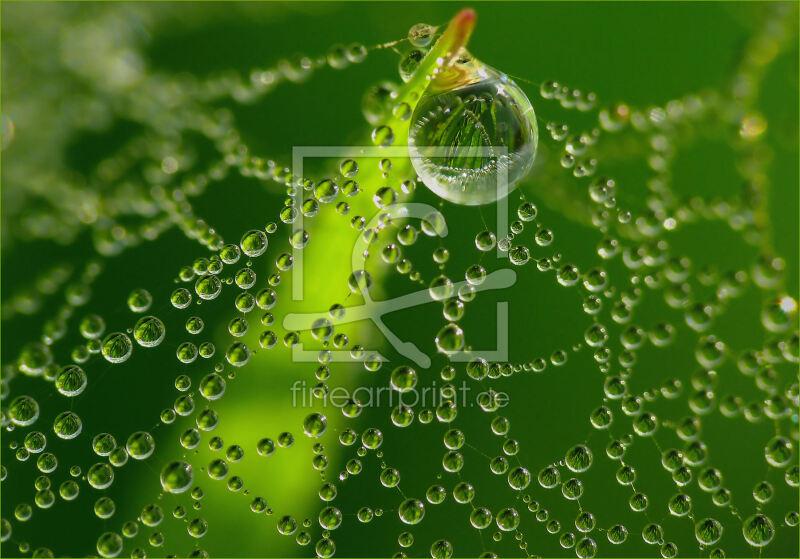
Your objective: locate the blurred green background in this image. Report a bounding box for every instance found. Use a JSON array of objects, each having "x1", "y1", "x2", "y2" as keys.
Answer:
[{"x1": 1, "y1": 2, "x2": 798, "y2": 558}]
